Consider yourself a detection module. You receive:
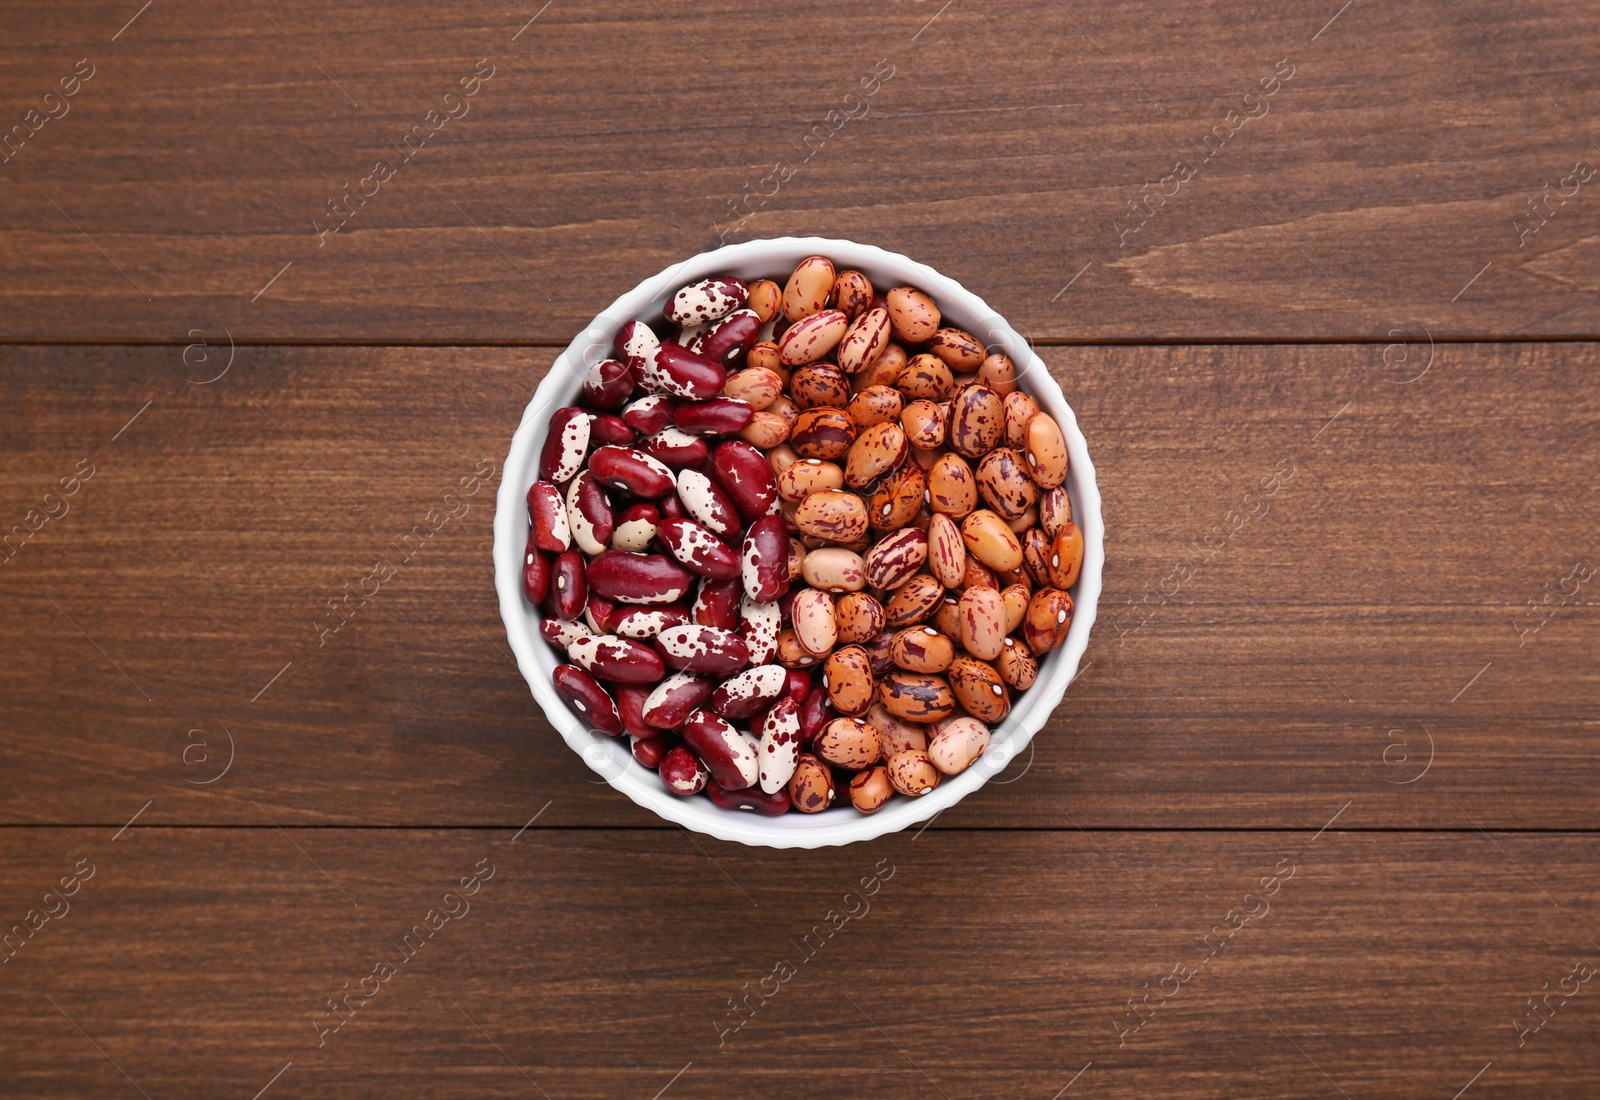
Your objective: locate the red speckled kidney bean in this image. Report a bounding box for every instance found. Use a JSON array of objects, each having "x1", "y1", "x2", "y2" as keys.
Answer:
[
  {"x1": 622, "y1": 393, "x2": 675, "y2": 435},
  {"x1": 550, "y1": 550, "x2": 587, "y2": 621},
  {"x1": 691, "y1": 577, "x2": 743, "y2": 630},
  {"x1": 582, "y1": 357, "x2": 635, "y2": 411},
  {"x1": 694, "y1": 308, "x2": 761, "y2": 366},
  {"x1": 588, "y1": 413, "x2": 636, "y2": 447},
  {"x1": 784, "y1": 669, "x2": 813, "y2": 703},
  {"x1": 615, "y1": 319, "x2": 660, "y2": 365},
  {"x1": 798, "y1": 685, "x2": 833, "y2": 742},
  {"x1": 657, "y1": 624, "x2": 750, "y2": 676},
  {"x1": 631, "y1": 734, "x2": 670, "y2": 770},
  {"x1": 613, "y1": 684, "x2": 663, "y2": 740},
  {"x1": 672, "y1": 397, "x2": 754, "y2": 437},
  {"x1": 659, "y1": 745, "x2": 710, "y2": 795},
  {"x1": 741, "y1": 514, "x2": 791, "y2": 602},
  {"x1": 656, "y1": 518, "x2": 740, "y2": 580},
  {"x1": 668, "y1": 276, "x2": 748, "y2": 325},
  {"x1": 539, "y1": 615, "x2": 590, "y2": 652},
  {"x1": 584, "y1": 592, "x2": 622, "y2": 635},
  {"x1": 704, "y1": 780, "x2": 792, "y2": 815},
  {"x1": 540, "y1": 407, "x2": 592, "y2": 483},
  {"x1": 567, "y1": 634, "x2": 666, "y2": 684},
  {"x1": 682, "y1": 709, "x2": 760, "y2": 789},
  {"x1": 612, "y1": 603, "x2": 691, "y2": 638},
  {"x1": 612, "y1": 502, "x2": 659, "y2": 552},
  {"x1": 757, "y1": 695, "x2": 803, "y2": 793},
  {"x1": 641, "y1": 672, "x2": 713, "y2": 728},
  {"x1": 639, "y1": 342, "x2": 727, "y2": 401},
  {"x1": 586, "y1": 550, "x2": 693, "y2": 606},
  {"x1": 711, "y1": 663, "x2": 787, "y2": 720},
  {"x1": 639, "y1": 428, "x2": 708, "y2": 468},
  {"x1": 565, "y1": 470, "x2": 614, "y2": 555},
  {"x1": 588, "y1": 445, "x2": 676, "y2": 499},
  {"x1": 740, "y1": 597, "x2": 781, "y2": 664},
  {"x1": 527, "y1": 482, "x2": 570, "y2": 553},
  {"x1": 523, "y1": 537, "x2": 551, "y2": 604},
  {"x1": 552, "y1": 665, "x2": 620, "y2": 734},
  {"x1": 711, "y1": 440, "x2": 780, "y2": 522},
  {"x1": 675, "y1": 468, "x2": 740, "y2": 537}
]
